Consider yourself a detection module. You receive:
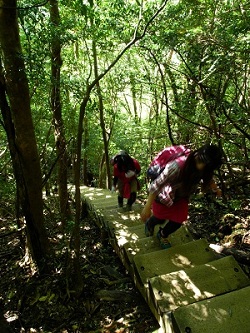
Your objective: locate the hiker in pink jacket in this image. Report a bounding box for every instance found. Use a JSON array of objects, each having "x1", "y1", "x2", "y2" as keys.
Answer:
[
  {"x1": 141, "y1": 144, "x2": 222, "y2": 248},
  {"x1": 112, "y1": 151, "x2": 141, "y2": 211}
]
